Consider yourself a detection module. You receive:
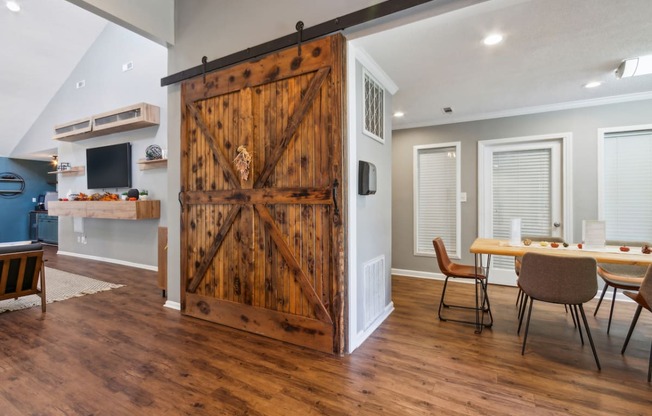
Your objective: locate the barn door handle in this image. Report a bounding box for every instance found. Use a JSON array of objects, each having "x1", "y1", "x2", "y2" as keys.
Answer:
[
  {"x1": 332, "y1": 179, "x2": 340, "y2": 225},
  {"x1": 178, "y1": 191, "x2": 184, "y2": 212}
]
